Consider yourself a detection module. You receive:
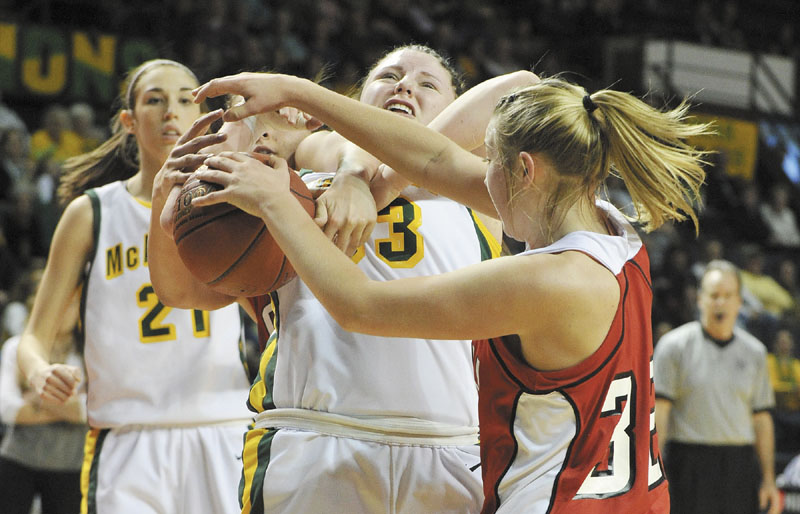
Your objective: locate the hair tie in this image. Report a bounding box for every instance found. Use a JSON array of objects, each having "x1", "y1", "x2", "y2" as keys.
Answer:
[{"x1": 583, "y1": 95, "x2": 598, "y2": 114}]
